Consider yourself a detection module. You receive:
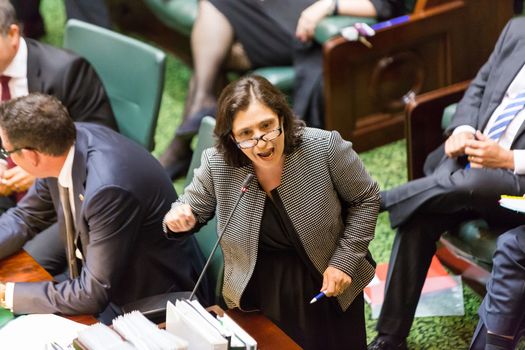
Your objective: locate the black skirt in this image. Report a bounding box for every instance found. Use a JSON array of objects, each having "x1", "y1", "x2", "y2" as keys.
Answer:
[
  {"x1": 241, "y1": 190, "x2": 366, "y2": 350},
  {"x1": 208, "y1": 0, "x2": 317, "y2": 68}
]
